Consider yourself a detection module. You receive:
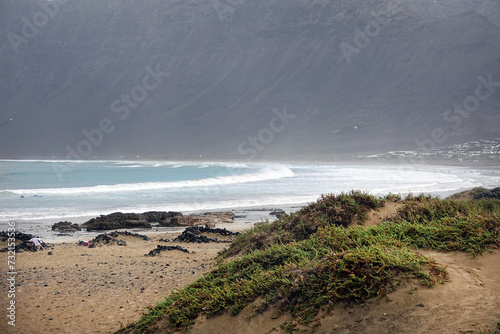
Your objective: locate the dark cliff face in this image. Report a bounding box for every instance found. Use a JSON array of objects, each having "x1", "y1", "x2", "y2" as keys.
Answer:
[
  {"x1": 0, "y1": 0, "x2": 499, "y2": 160},
  {"x1": 397, "y1": 0, "x2": 500, "y2": 27}
]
